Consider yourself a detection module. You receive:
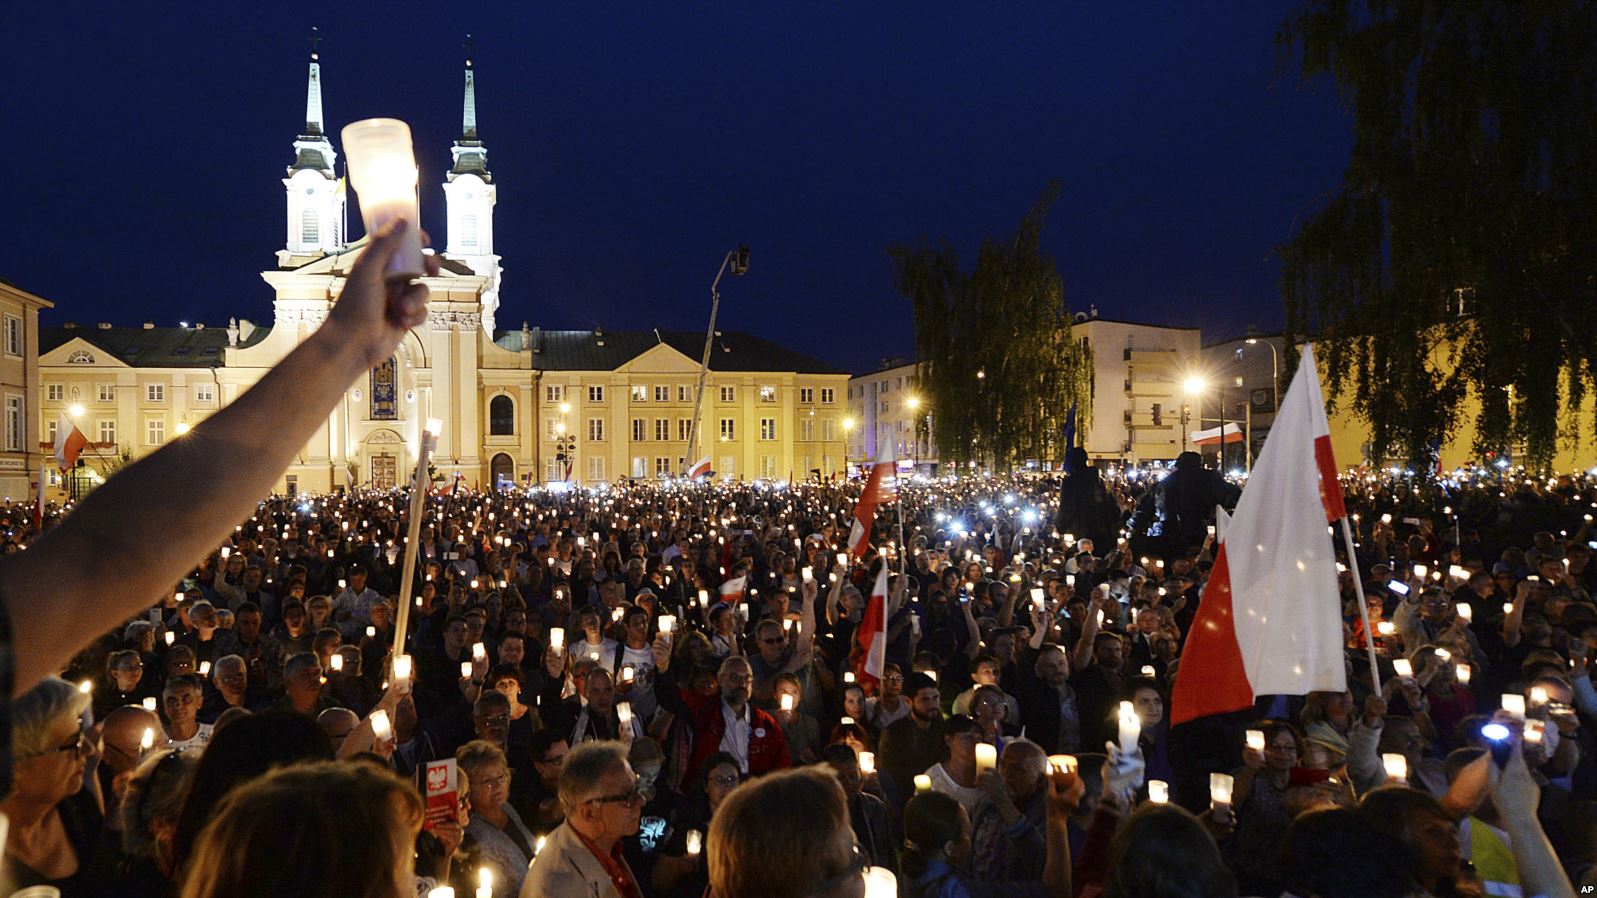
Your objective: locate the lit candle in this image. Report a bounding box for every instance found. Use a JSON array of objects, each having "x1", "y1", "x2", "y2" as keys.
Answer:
[
  {"x1": 164, "y1": 630, "x2": 176, "y2": 646},
  {"x1": 1529, "y1": 685, "x2": 1549, "y2": 707},
  {"x1": 1523, "y1": 719, "x2": 1545, "y2": 745},
  {"x1": 140, "y1": 727, "x2": 156, "y2": 752},
  {"x1": 1503, "y1": 602, "x2": 1515, "y2": 615},
  {"x1": 974, "y1": 742, "x2": 997, "y2": 776},
  {"x1": 341, "y1": 118, "x2": 427, "y2": 280},
  {"x1": 1455, "y1": 603, "x2": 1472, "y2": 623},
  {"x1": 549, "y1": 628, "x2": 565, "y2": 651},
  {"x1": 461, "y1": 661, "x2": 474, "y2": 679},
  {"x1": 78, "y1": 679, "x2": 93, "y2": 695},
  {"x1": 1148, "y1": 779, "x2": 1170, "y2": 803},
  {"x1": 1376, "y1": 621, "x2": 1395, "y2": 637},
  {"x1": 366, "y1": 626, "x2": 377, "y2": 638},
  {"x1": 843, "y1": 671, "x2": 856, "y2": 684},
  {"x1": 1141, "y1": 665, "x2": 1156, "y2": 678},
  {"x1": 476, "y1": 868, "x2": 492, "y2": 898},
  {"x1": 427, "y1": 888, "x2": 455, "y2": 898},
  {"x1": 658, "y1": 615, "x2": 676, "y2": 635},
  {"x1": 858, "y1": 751, "x2": 876, "y2": 775},
  {"x1": 1047, "y1": 754, "x2": 1077, "y2": 776},
  {"x1": 1456, "y1": 663, "x2": 1472, "y2": 685},
  {"x1": 1413, "y1": 564, "x2": 1428, "y2": 579},
  {"x1": 925, "y1": 670, "x2": 938, "y2": 683},
  {"x1": 779, "y1": 693, "x2": 795, "y2": 712},
  {"x1": 142, "y1": 697, "x2": 158, "y2": 712},
  {"x1": 370, "y1": 709, "x2": 392, "y2": 742},
  {"x1": 1501, "y1": 693, "x2": 1526, "y2": 719},
  {"x1": 1209, "y1": 772, "x2": 1234, "y2": 807},
  {"x1": 1245, "y1": 729, "x2": 1265, "y2": 752},
  {"x1": 1118, "y1": 700, "x2": 1141, "y2": 755},
  {"x1": 863, "y1": 867, "x2": 897, "y2": 898},
  {"x1": 698, "y1": 589, "x2": 709, "y2": 607},
  {"x1": 685, "y1": 829, "x2": 703, "y2": 857},
  {"x1": 1435, "y1": 647, "x2": 1452, "y2": 661},
  {"x1": 1449, "y1": 565, "x2": 1470, "y2": 582},
  {"x1": 1392, "y1": 659, "x2": 1413, "y2": 678},
  {"x1": 1382, "y1": 753, "x2": 1408, "y2": 783},
  {"x1": 802, "y1": 566, "x2": 814, "y2": 583},
  {"x1": 621, "y1": 665, "x2": 636, "y2": 684},
  {"x1": 393, "y1": 654, "x2": 412, "y2": 686},
  {"x1": 330, "y1": 654, "x2": 344, "y2": 672},
  {"x1": 914, "y1": 774, "x2": 932, "y2": 794},
  {"x1": 617, "y1": 702, "x2": 632, "y2": 727}
]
